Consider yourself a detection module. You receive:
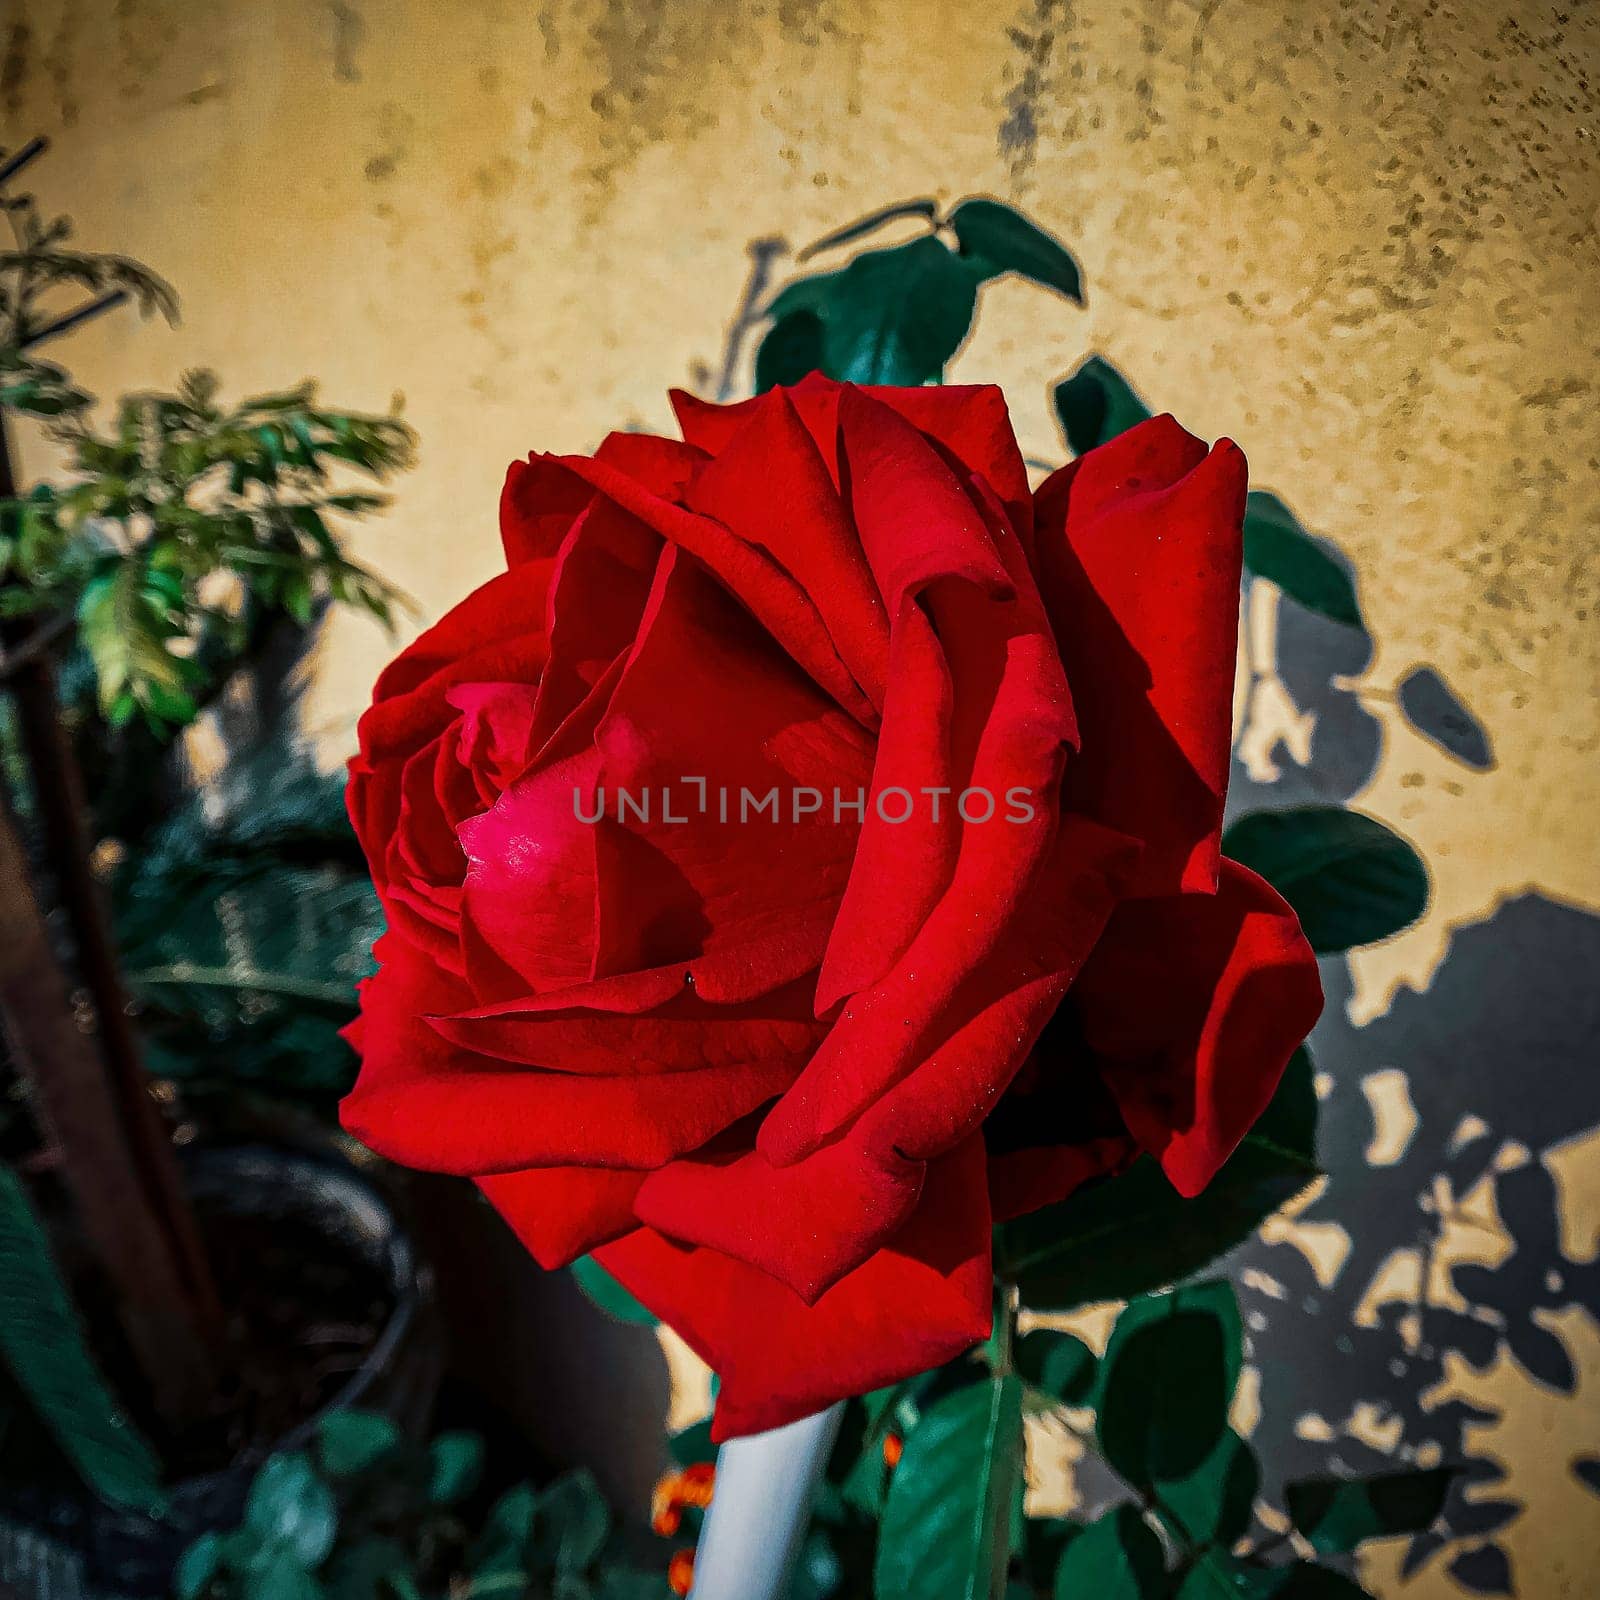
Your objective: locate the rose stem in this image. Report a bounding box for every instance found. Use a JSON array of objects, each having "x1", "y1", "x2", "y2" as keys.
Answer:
[{"x1": 687, "y1": 1401, "x2": 845, "y2": 1600}]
